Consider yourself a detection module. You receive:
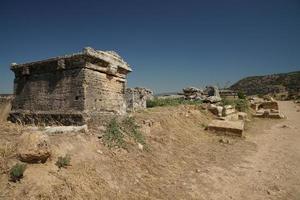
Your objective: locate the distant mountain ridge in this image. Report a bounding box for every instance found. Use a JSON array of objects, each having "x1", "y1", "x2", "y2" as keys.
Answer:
[{"x1": 230, "y1": 71, "x2": 300, "y2": 96}]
